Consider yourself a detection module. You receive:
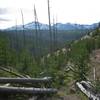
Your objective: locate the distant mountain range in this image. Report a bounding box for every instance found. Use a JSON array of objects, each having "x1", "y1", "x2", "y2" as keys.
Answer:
[{"x1": 7, "y1": 22, "x2": 99, "y2": 30}]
